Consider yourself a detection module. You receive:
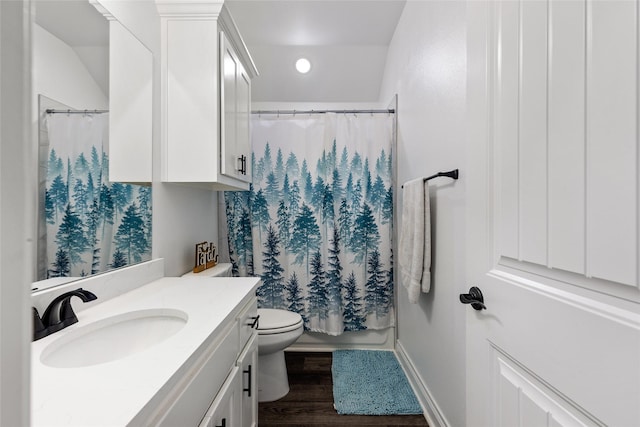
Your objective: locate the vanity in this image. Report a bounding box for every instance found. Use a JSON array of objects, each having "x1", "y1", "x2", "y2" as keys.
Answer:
[{"x1": 31, "y1": 270, "x2": 260, "y2": 427}]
